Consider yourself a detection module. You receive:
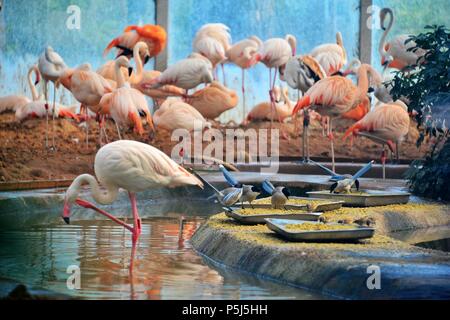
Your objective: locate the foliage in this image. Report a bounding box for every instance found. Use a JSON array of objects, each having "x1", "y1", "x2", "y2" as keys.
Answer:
[
  {"x1": 387, "y1": 25, "x2": 450, "y2": 200},
  {"x1": 406, "y1": 137, "x2": 450, "y2": 201}
]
